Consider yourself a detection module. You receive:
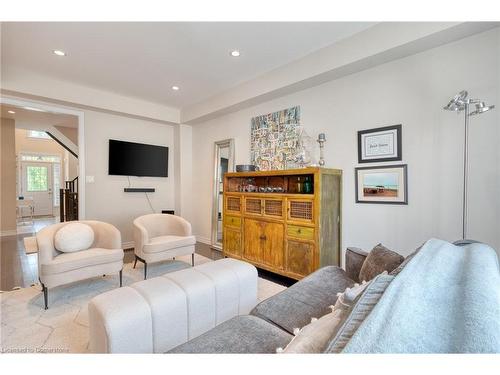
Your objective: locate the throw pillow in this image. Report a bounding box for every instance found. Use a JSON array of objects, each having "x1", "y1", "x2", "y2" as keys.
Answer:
[
  {"x1": 54, "y1": 222, "x2": 94, "y2": 253},
  {"x1": 276, "y1": 308, "x2": 343, "y2": 353},
  {"x1": 276, "y1": 279, "x2": 373, "y2": 354},
  {"x1": 359, "y1": 244, "x2": 404, "y2": 282},
  {"x1": 334, "y1": 280, "x2": 370, "y2": 312},
  {"x1": 324, "y1": 273, "x2": 395, "y2": 353},
  {"x1": 389, "y1": 243, "x2": 423, "y2": 276}
]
